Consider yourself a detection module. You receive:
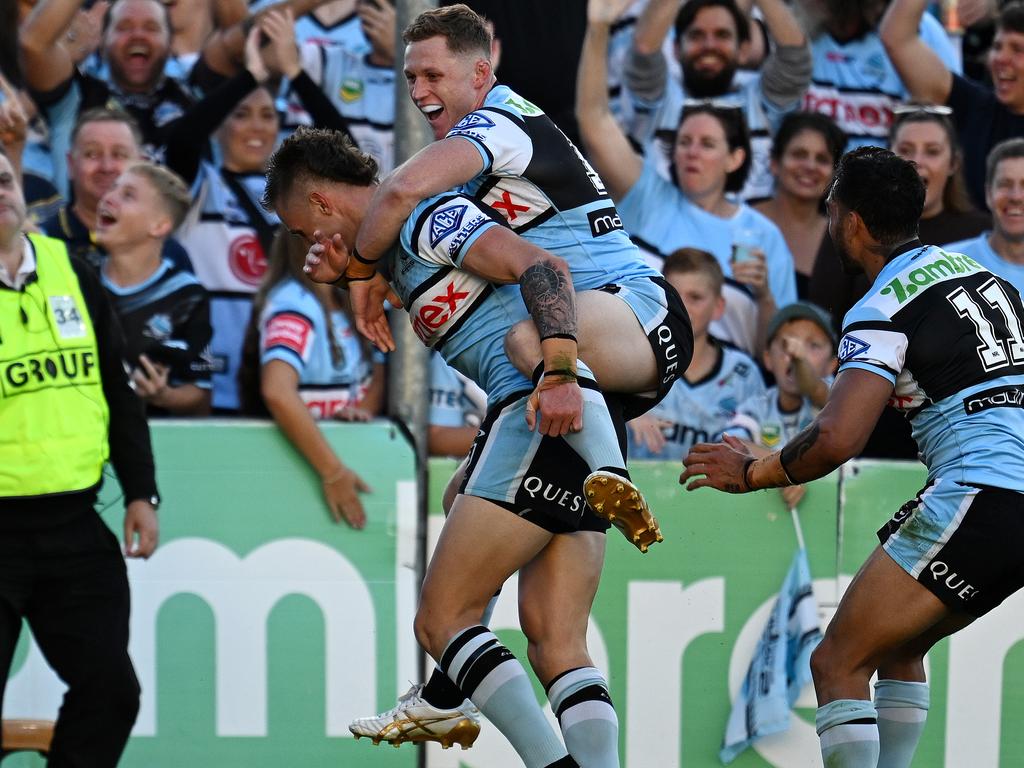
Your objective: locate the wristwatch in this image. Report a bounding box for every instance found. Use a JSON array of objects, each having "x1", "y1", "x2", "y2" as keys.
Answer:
[{"x1": 146, "y1": 494, "x2": 161, "y2": 511}]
